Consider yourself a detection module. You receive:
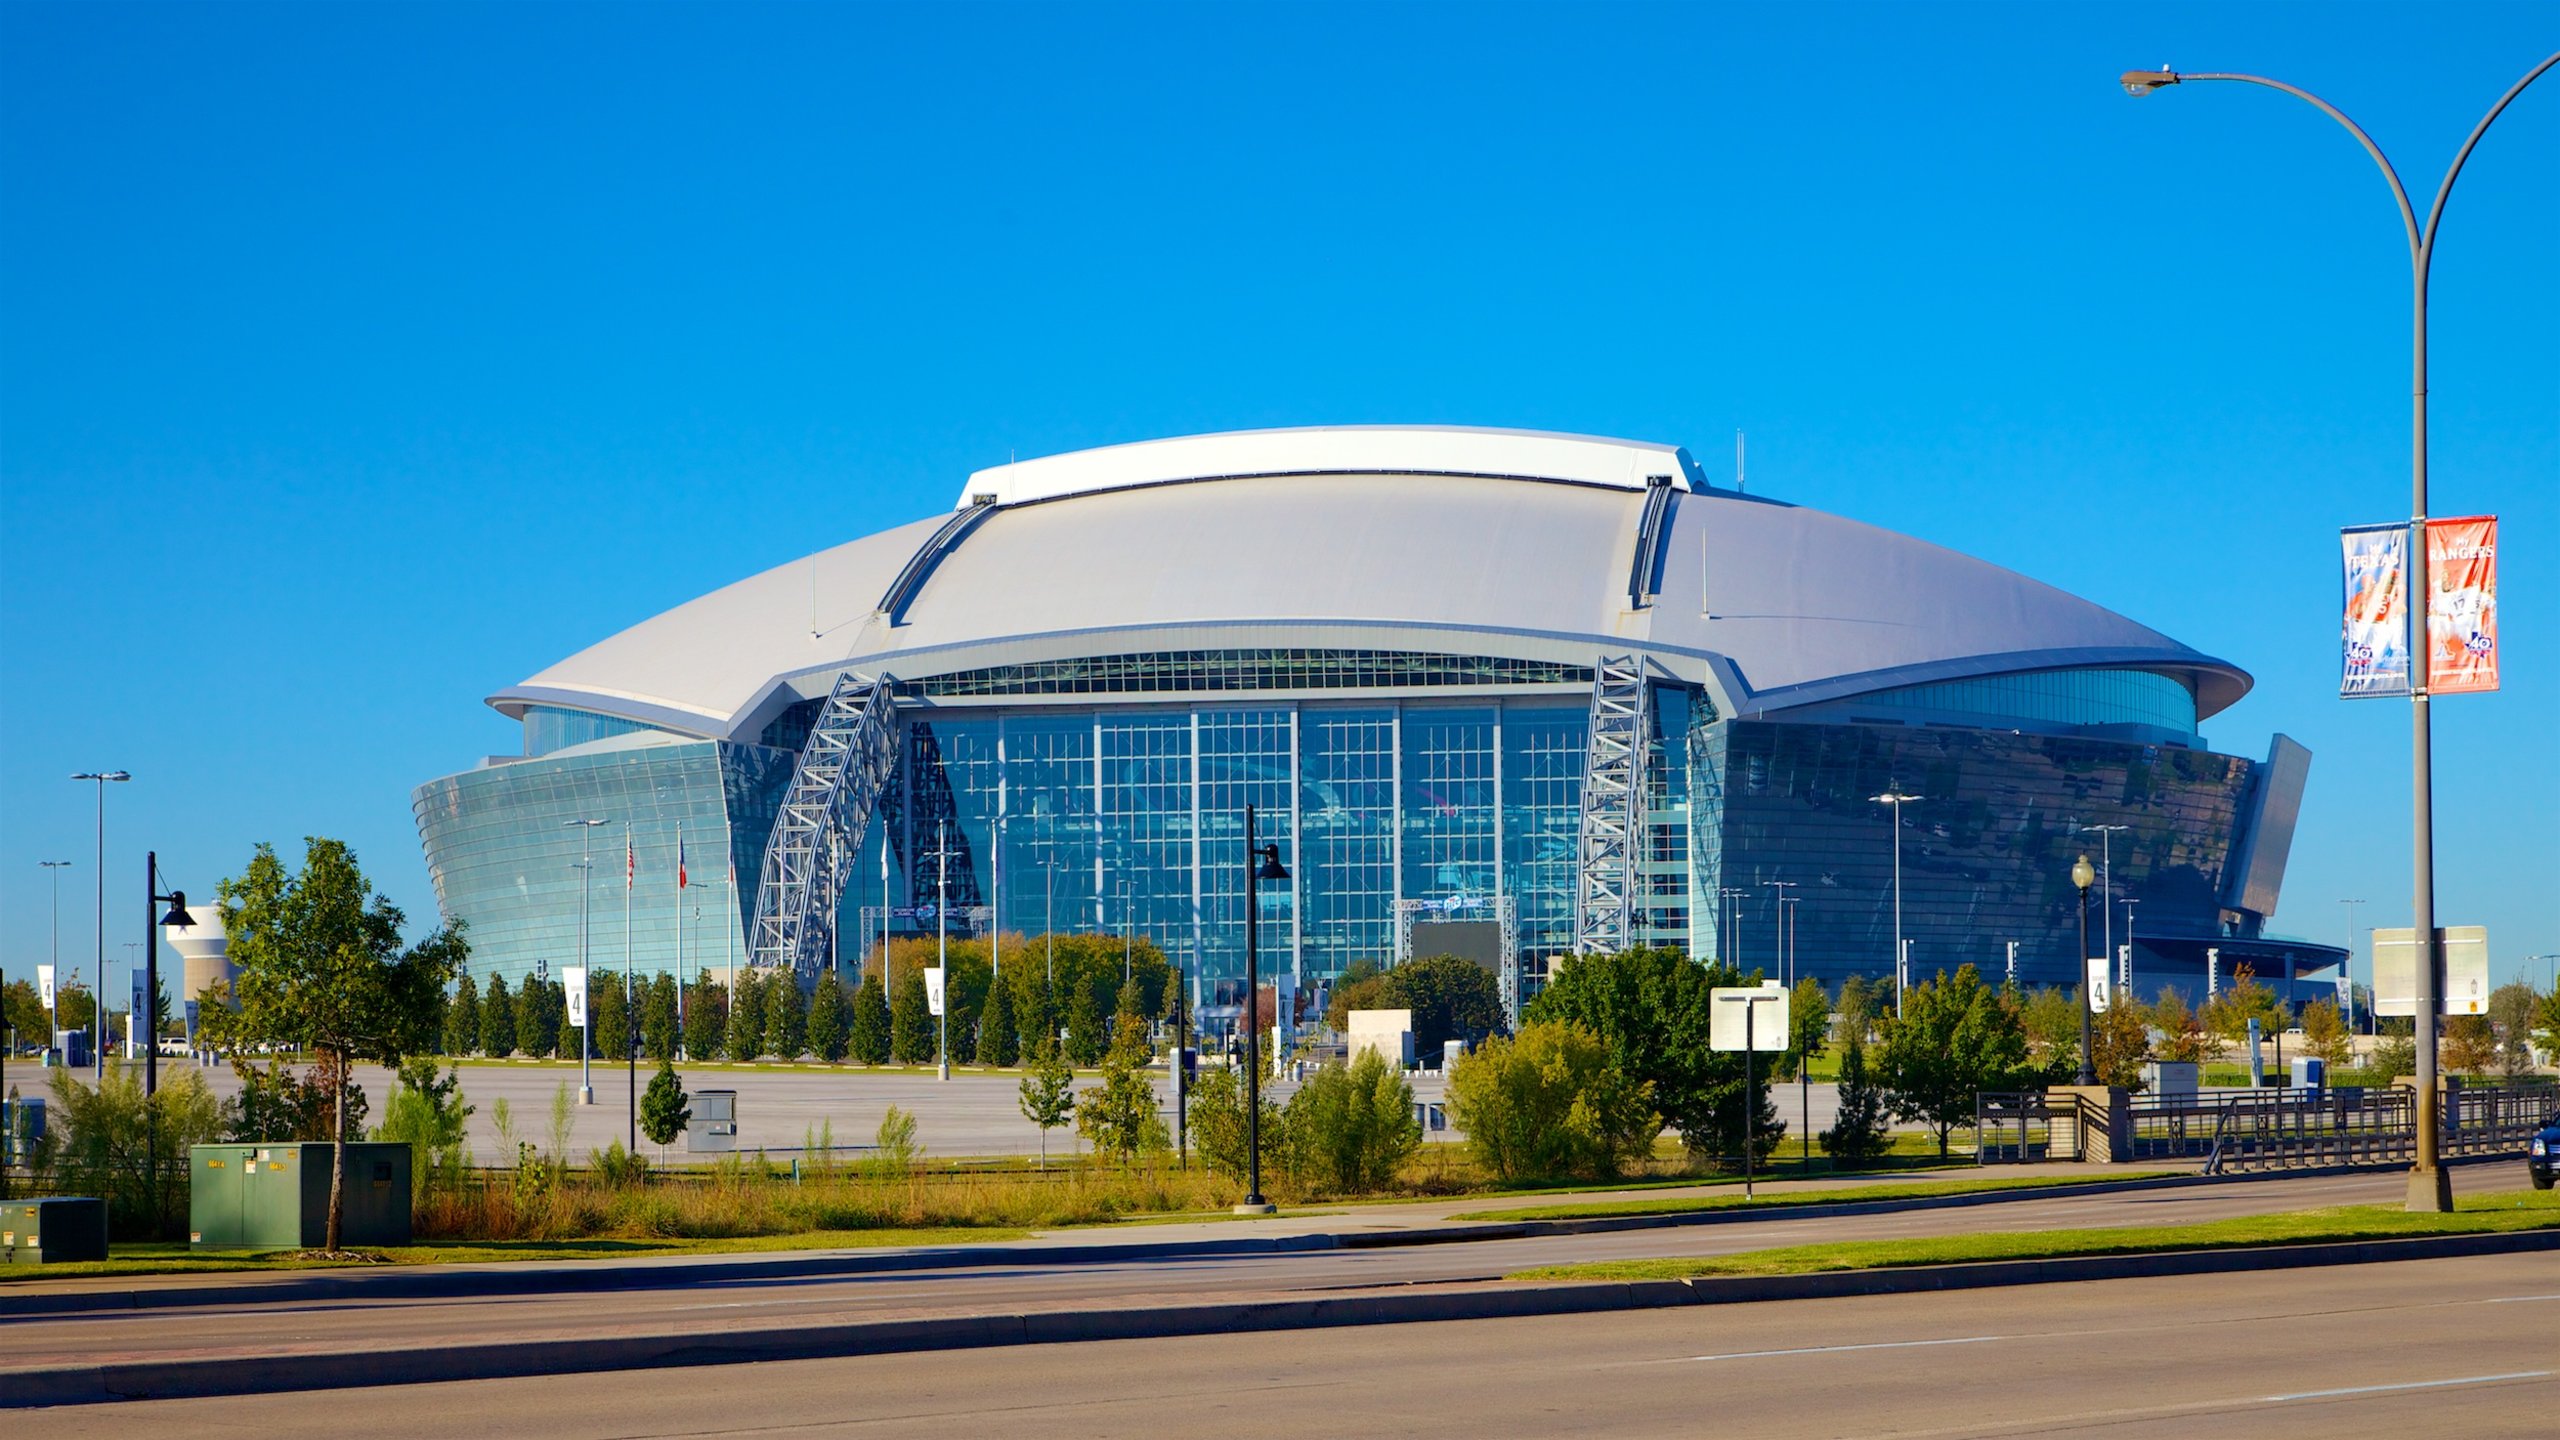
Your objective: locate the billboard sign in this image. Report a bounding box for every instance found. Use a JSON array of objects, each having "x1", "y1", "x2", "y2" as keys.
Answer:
[
  {"x1": 2425, "y1": 515, "x2": 2499, "y2": 694},
  {"x1": 2340, "y1": 524, "x2": 2412, "y2": 697},
  {"x1": 2371, "y1": 926, "x2": 2489, "y2": 1016}
]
